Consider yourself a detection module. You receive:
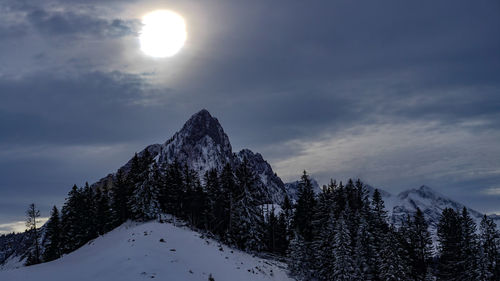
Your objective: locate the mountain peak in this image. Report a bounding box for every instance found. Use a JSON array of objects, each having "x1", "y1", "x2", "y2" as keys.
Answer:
[
  {"x1": 418, "y1": 185, "x2": 433, "y2": 192},
  {"x1": 173, "y1": 109, "x2": 229, "y2": 148}
]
